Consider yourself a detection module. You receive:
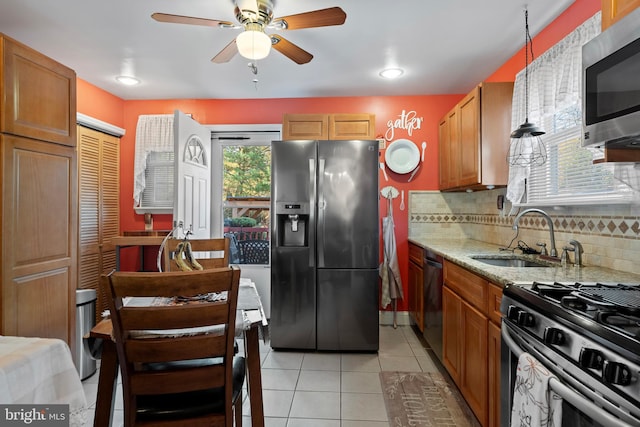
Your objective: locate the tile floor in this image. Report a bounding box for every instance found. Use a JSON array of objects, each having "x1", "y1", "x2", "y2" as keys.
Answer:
[{"x1": 81, "y1": 325, "x2": 477, "y2": 426}]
